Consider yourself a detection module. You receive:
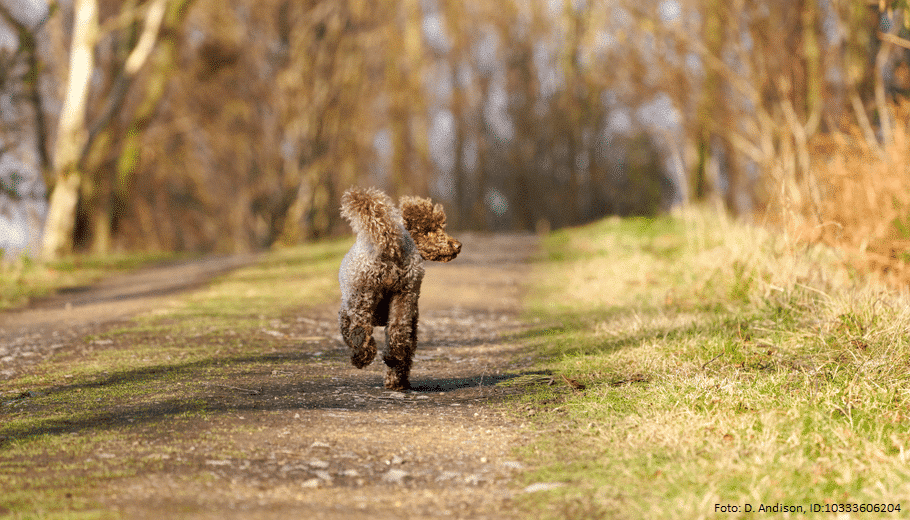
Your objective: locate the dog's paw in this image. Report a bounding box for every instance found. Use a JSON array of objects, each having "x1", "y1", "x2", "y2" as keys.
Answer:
[
  {"x1": 350, "y1": 337, "x2": 377, "y2": 369},
  {"x1": 344, "y1": 325, "x2": 366, "y2": 350},
  {"x1": 384, "y1": 371, "x2": 411, "y2": 391},
  {"x1": 351, "y1": 350, "x2": 375, "y2": 368}
]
